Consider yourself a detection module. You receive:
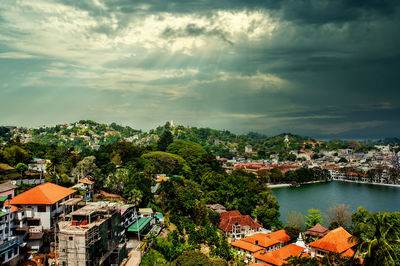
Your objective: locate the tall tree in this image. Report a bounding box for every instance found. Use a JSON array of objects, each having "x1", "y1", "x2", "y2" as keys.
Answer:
[
  {"x1": 305, "y1": 209, "x2": 323, "y2": 228},
  {"x1": 327, "y1": 203, "x2": 352, "y2": 230},
  {"x1": 157, "y1": 130, "x2": 174, "y2": 151},
  {"x1": 352, "y1": 209, "x2": 400, "y2": 265}
]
